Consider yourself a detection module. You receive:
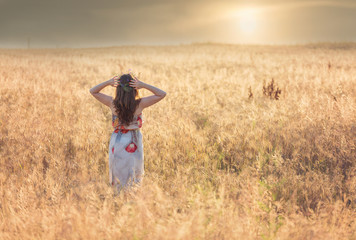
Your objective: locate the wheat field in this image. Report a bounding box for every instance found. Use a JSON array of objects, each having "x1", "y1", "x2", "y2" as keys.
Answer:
[{"x1": 0, "y1": 43, "x2": 355, "y2": 239}]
